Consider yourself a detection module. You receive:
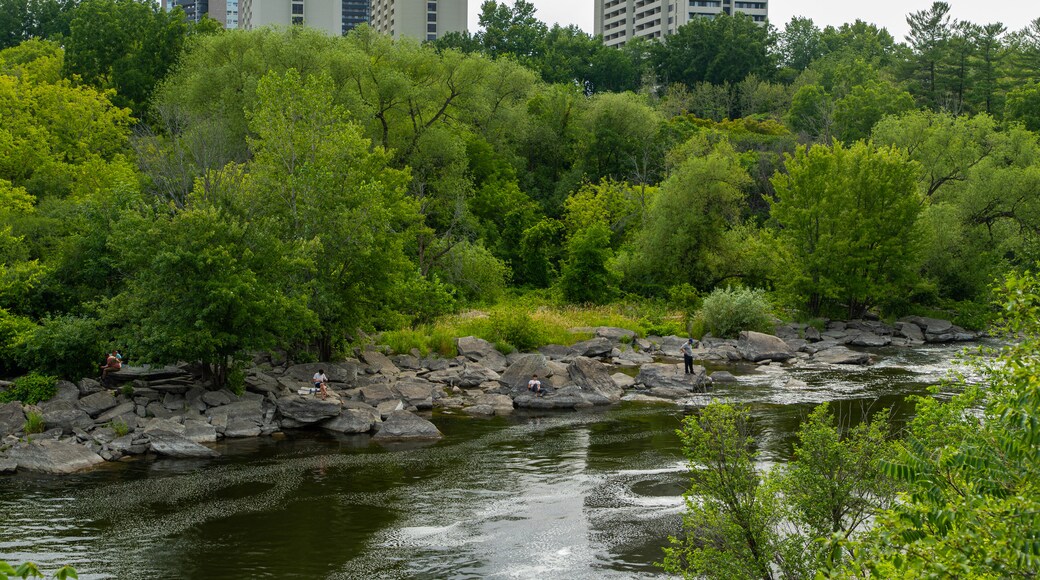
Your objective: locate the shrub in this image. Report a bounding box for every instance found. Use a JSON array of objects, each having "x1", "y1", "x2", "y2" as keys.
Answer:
[
  {"x1": 120, "y1": 384, "x2": 134, "y2": 398},
  {"x1": 0, "y1": 372, "x2": 57, "y2": 405},
  {"x1": 110, "y1": 420, "x2": 130, "y2": 437},
  {"x1": 14, "y1": 314, "x2": 103, "y2": 379},
  {"x1": 431, "y1": 241, "x2": 510, "y2": 304},
  {"x1": 487, "y1": 309, "x2": 544, "y2": 353},
  {"x1": 698, "y1": 287, "x2": 773, "y2": 338},
  {"x1": 0, "y1": 308, "x2": 35, "y2": 376},
  {"x1": 23, "y1": 411, "x2": 45, "y2": 435}
]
